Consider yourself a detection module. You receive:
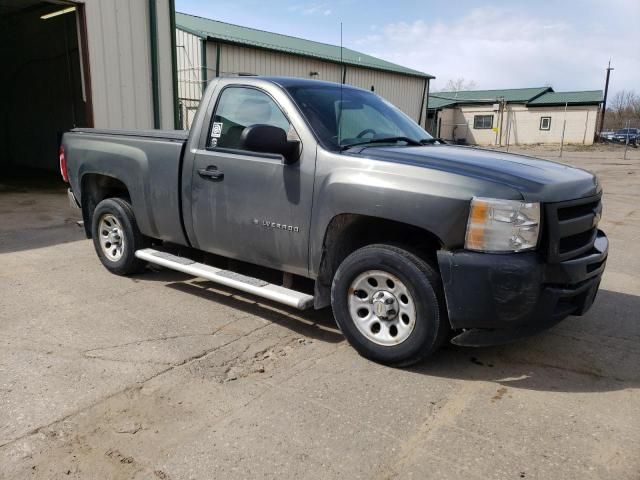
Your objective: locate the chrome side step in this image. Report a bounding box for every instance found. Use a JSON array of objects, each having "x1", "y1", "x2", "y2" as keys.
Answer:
[{"x1": 134, "y1": 248, "x2": 314, "y2": 310}]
